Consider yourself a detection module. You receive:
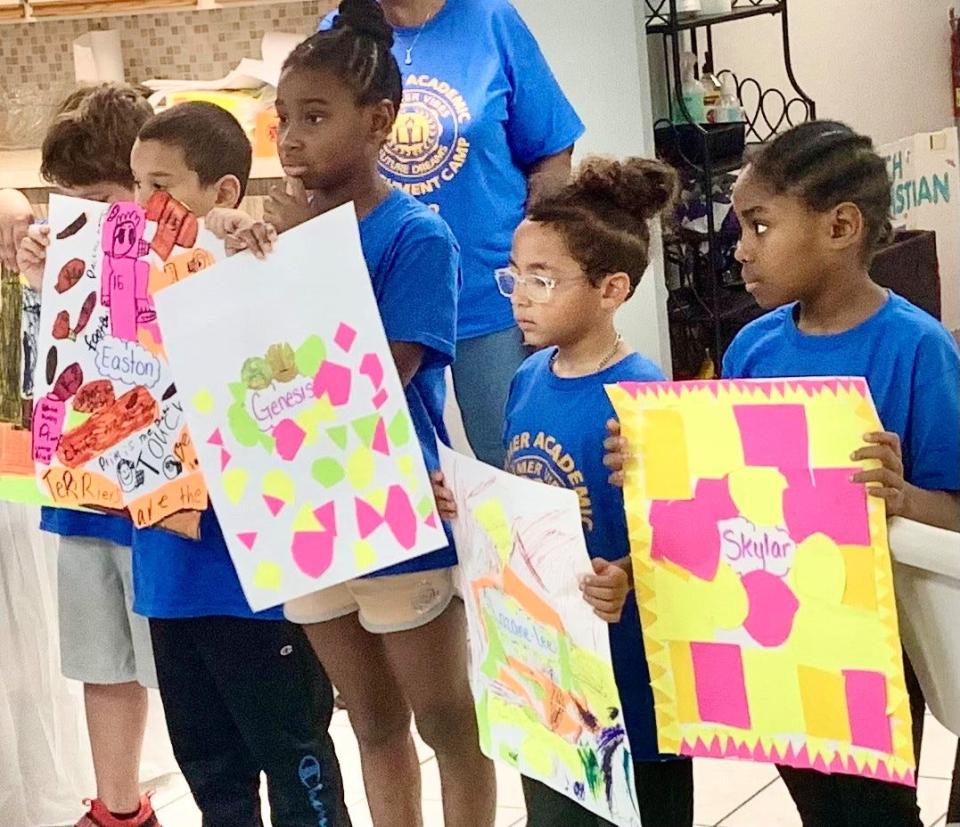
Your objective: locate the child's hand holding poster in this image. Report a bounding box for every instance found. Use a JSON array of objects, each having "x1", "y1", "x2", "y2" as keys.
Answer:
[
  {"x1": 153, "y1": 203, "x2": 446, "y2": 611},
  {"x1": 32, "y1": 193, "x2": 221, "y2": 526},
  {"x1": 607, "y1": 378, "x2": 916, "y2": 786},
  {"x1": 438, "y1": 444, "x2": 642, "y2": 827}
]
